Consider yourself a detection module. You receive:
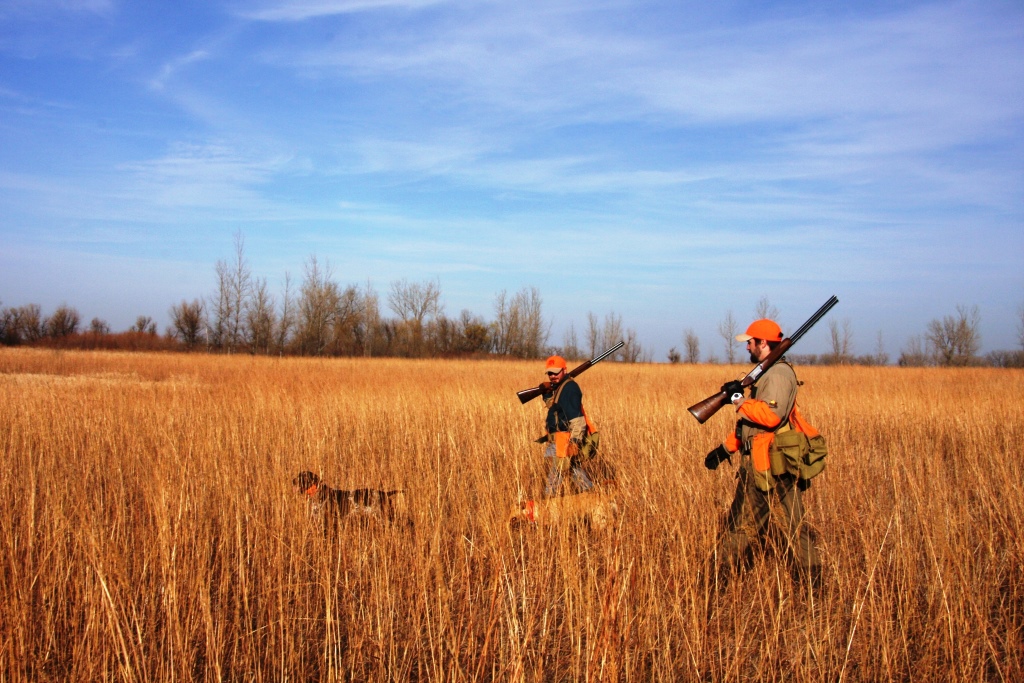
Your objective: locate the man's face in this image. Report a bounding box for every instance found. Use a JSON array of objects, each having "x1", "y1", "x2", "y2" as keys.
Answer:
[
  {"x1": 747, "y1": 338, "x2": 769, "y2": 363},
  {"x1": 546, "y1": 367, "x2": 564, "y2": 383}
]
